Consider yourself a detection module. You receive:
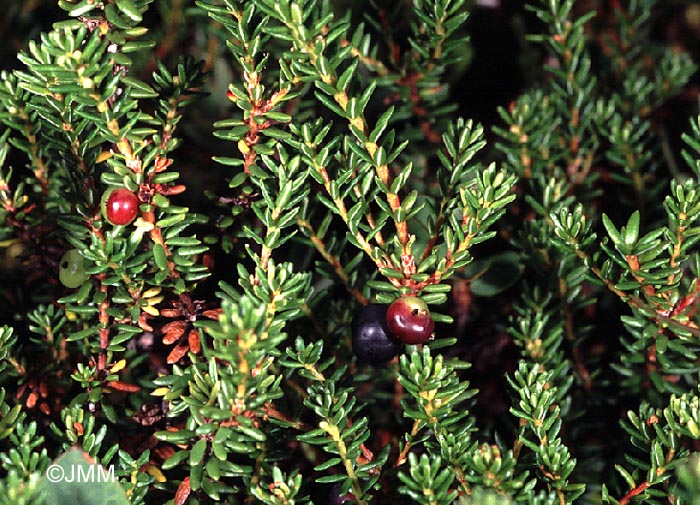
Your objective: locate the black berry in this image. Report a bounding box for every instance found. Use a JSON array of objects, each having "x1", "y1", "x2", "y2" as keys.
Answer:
[{"x1": 351, "y1": 304, "x2": 401, "y2": 365}]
